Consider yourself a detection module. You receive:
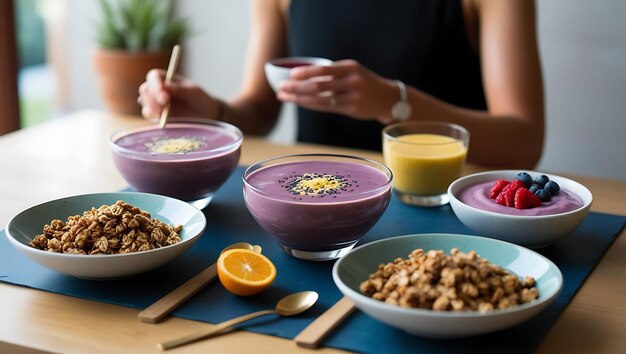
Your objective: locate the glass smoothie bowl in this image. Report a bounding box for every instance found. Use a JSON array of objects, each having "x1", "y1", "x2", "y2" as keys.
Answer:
[
  {"x1": 243, "y1": 154, "x2": 393, "y2": 261},
  {"x1": 110, "y1": 118, "x2": 243, "y2": 209}
]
